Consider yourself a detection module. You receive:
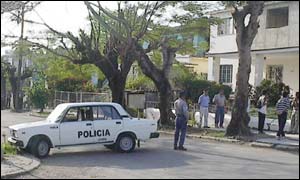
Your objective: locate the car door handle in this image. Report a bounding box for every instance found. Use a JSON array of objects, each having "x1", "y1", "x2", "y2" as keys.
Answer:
[
  {"x1": 86, "y1": 123, "x2": 92, "y2": 126},
  {"x1": 116, "y1": 121, "x2": 121, "y2": 125}
]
